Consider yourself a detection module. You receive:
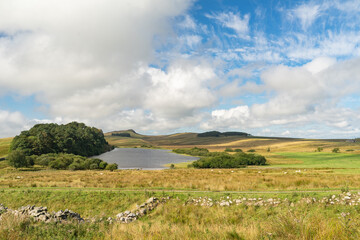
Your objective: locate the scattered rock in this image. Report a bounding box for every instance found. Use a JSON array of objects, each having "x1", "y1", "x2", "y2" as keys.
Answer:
[{"x1": 0, "y1": 204, "x2": 83, "y2": 223}]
